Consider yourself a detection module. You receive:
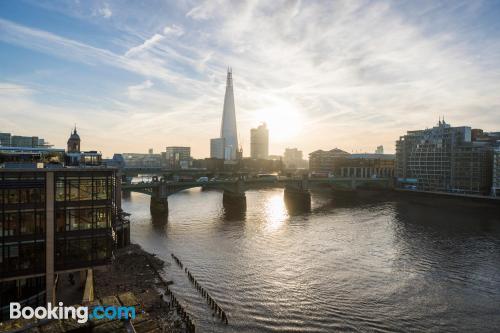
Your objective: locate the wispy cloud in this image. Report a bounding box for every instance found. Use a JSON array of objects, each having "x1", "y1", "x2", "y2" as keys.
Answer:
[{"x1": 1, "y1": 0, "x2": 499, "y2": 157}]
